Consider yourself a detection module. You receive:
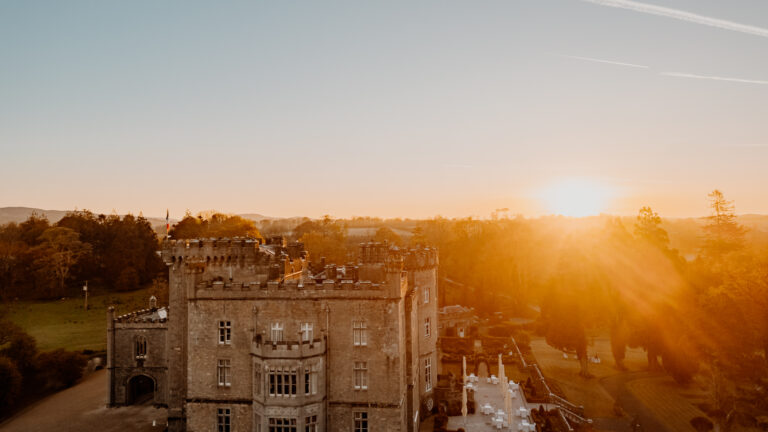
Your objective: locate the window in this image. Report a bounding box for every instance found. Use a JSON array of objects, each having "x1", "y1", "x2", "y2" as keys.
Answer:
[
  {"x1": 268, "y1": 367, "x2": 297, "y2": 396},
  {"x1": 305, "y1": 415, "x2": 317, "y2": 432},
  {"x1": 354, "y1": 412, "x2": 368, "y2": 432},
  {"x1": 304, "y1": 365, "x2": 318, "y2": 395},
  {"x1": 271, "y1": 323, "x2": 284, "y2": 342},
  {"x1": 218, "y1": 359, "x2": 231, "y2": 387},
  {"x1": 353, "y1": 321, "x2": 367, "y2": 346},
  {"x1": 425, "y1": 318, "x2": 431, "y2": 338},
  {"x1": 425, "y1": 358, "x2": 432, "y2": 392},
  {"x1": 135, "y1": 336, "x2": 147, "y2": 359},
  {"x1": 301, "y1": 323, "x2": 313, "y2": 342},
  {"x1": 219, "y1": 321, "x2": 231, "y2": 344},
  {"x1": 255, "y1": 368, "x2": 262, "y2": 395},
  {"x1": 424, "y1": 285, "x2": 430, "y2": 304},
  {"x1": 354, "y1": 361, "x2": 368, "y2": 390},
  {"x1": 269, "y1": 418, "x2": 297, "y2": 432},
  {"x1": 217, "y1": 408, "x2": 231, "y2": 432}
]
